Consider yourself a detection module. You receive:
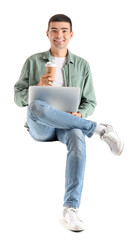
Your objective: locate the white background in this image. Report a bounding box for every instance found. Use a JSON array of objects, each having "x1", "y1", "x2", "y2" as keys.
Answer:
[{"x1": 0, "y1": 0, "x2": 136, "y2": 239}]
